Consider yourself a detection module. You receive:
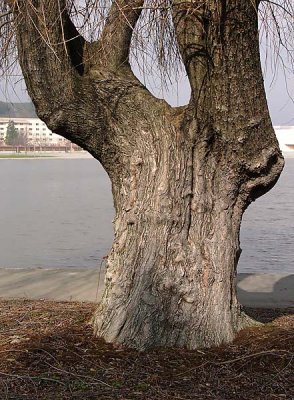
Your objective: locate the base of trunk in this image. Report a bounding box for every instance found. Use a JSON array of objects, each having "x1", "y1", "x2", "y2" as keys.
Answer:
[{"x1": 92, "y1": 264, "x2": 258, "y2": 350}]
